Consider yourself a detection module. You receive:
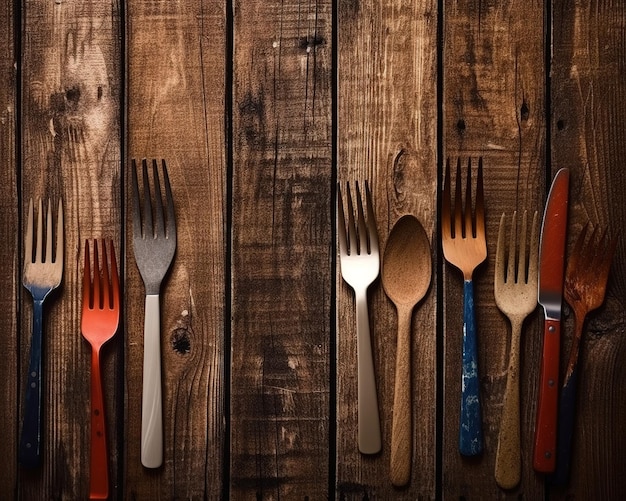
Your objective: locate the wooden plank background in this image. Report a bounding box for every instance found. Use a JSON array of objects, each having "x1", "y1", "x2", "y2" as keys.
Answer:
[{"x1": 0, "y1": 0, "x2": 624, "y2": 499}]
